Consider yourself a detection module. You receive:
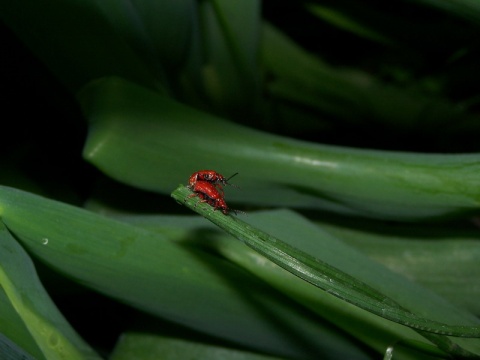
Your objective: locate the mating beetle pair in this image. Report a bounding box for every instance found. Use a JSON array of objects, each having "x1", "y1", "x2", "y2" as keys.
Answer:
[{"x1": 186, "y1": 170, "x2": 242, "y2": 215}]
